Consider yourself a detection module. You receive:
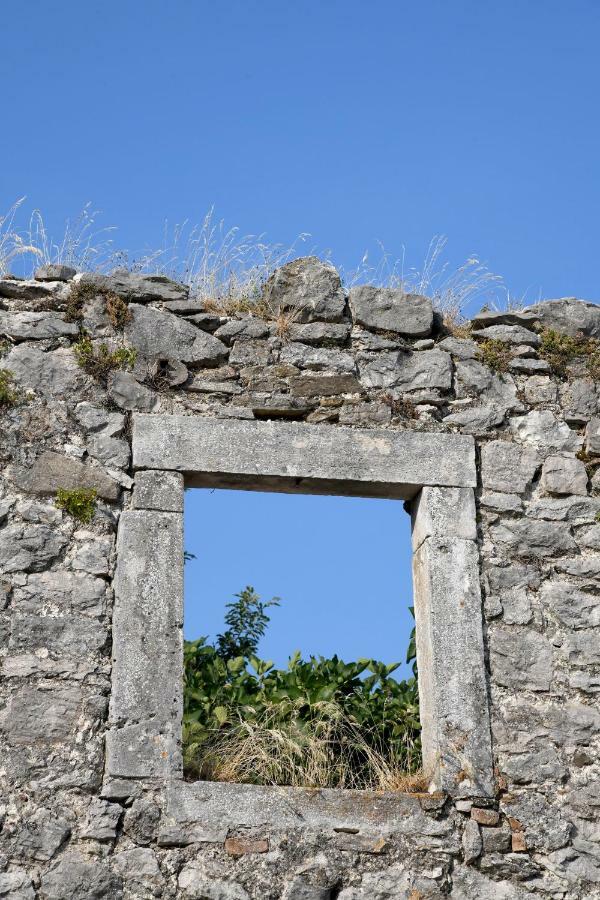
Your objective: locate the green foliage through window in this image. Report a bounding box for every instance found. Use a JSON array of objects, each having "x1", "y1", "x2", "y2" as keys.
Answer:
[{"x1": 183, "y1": 587, "x2": 422, "y2": 790}]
